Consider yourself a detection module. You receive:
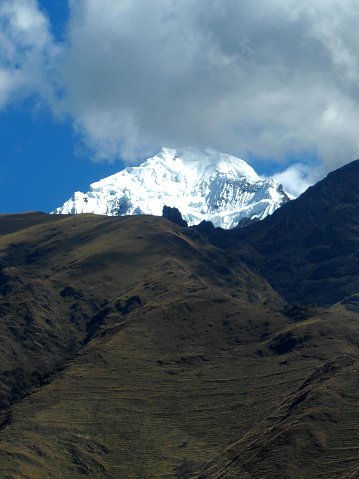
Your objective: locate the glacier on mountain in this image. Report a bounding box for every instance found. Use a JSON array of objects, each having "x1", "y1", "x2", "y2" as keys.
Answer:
[{"x1": 53, "y1": 147, "x2": 293, "y2": 229}]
